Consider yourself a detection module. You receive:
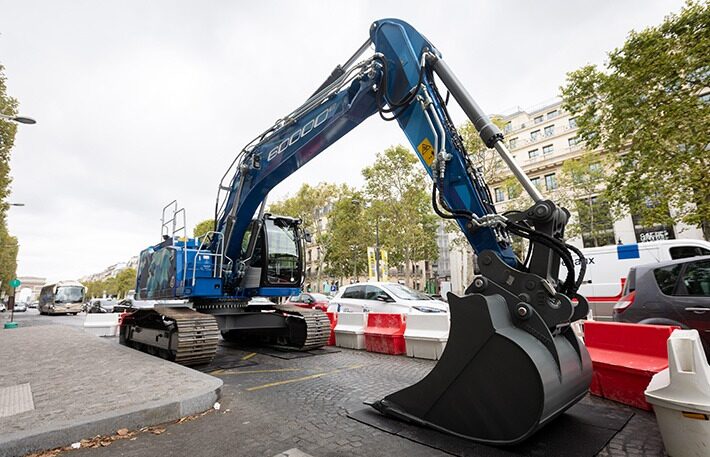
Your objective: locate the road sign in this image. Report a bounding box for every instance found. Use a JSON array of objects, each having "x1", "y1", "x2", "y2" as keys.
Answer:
[{"x1": 9, "y1": 278, "x2": 21, "y2": 288}]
